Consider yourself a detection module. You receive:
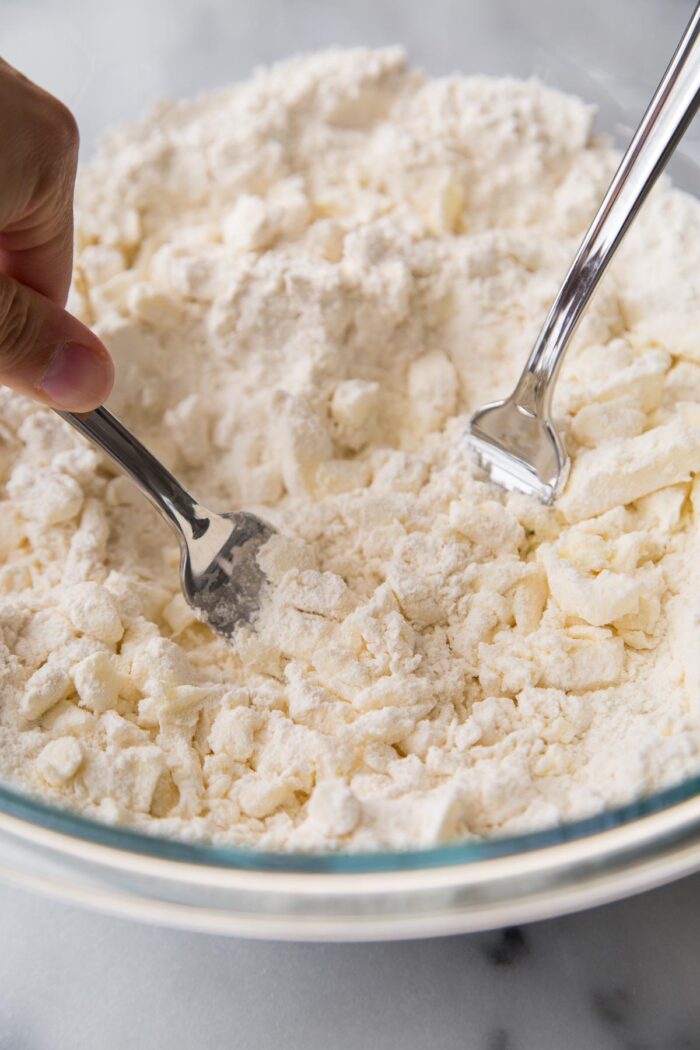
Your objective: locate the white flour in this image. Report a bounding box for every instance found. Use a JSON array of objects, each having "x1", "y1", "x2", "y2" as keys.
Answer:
[{"x1": 1, "y1": 48, "x2": 700, "y2": 849}]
